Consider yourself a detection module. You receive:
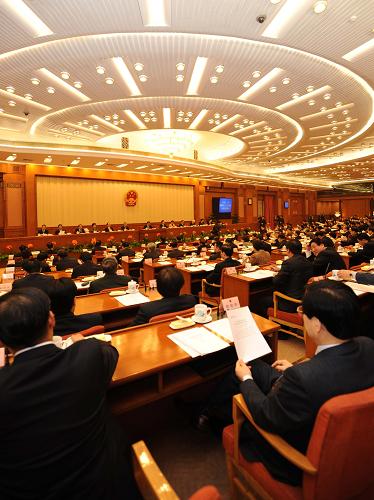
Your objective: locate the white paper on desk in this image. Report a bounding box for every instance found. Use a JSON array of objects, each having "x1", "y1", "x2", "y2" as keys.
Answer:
[
  {"x1": 226, "y1": 307, "x2": 271, "y2": 363},
  {"x1": 345, "y1": 281, "x2": 374, "y2": 295},
  {"x1": 242, "y1": 270, "x2": 275, "y2": 279},
  {"x1": 200, "y1": 264, "x2": 215, "y2": 272},
  {"x1": 115, "y1": 292, "x2": 150, "y2": 306},
  {"x1": 168, "y1": 327, "x2": 229, "y2": 357},
  {"x1": 204, "y1": 318, "x2": 234, "y2": 341}
]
